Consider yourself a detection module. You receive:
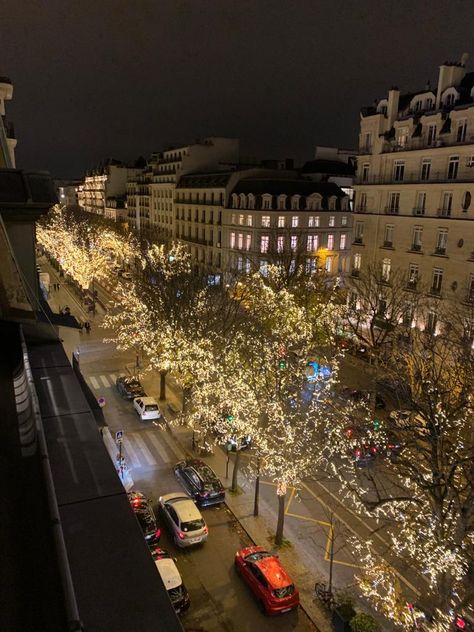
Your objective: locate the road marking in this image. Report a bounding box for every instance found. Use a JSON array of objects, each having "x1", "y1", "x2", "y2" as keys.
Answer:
[
  {"x1": 285, "y1": 486, "x2": 296, "y2": 513},
  {"x1": 300, "y1": 481, "x2": 421, "y2": 596},
  {"x1": 109, "y1": 373, "x2": 117, "y2": 383},
  {"x1": 161, "y1": 431, "x2": 185, "y2": 461},
  {"x1": 89, "y1": 376, "x2": 100, "y2": 390},
  {"x1": 286, "y1": 512, "x2": 331, "y2": 528},
  {"x1": 123, "y1": 437, "x2": 141, "y2": 469},
  {"x1": 99, "y1": 375, "x2": 110, "y2": 387},
  {"x1": 146, "y1": 431, "x2": 170, "y2": 464},
  {"x1": 131, "y1": 433, "x2": 157, "y2": 466}
]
